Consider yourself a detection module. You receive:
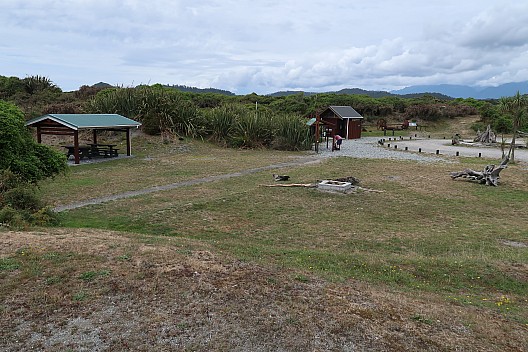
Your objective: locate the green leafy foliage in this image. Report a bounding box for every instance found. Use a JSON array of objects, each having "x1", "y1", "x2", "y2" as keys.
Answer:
[
  {"x1": 271, "y1": 113, "x2": 312, "y2": 150},
  {"x1": 0, "y1": 101, "x2": 67, "y2": 183},
  {"x1": 405, "y1": 103, "x2": 478, "y2": 121},
  {"x1": 0, "y1": 102, "x2": 65, "y2": 227},
  {"x1": 3, "y1": 186, "x2": 42, "y2": 211},
  {"x1": 87, "y1": 86, "x2": 198, "y2": 137},
  {"x1": 204, "y1": 104, "x2": 310, "y2": 150}
]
